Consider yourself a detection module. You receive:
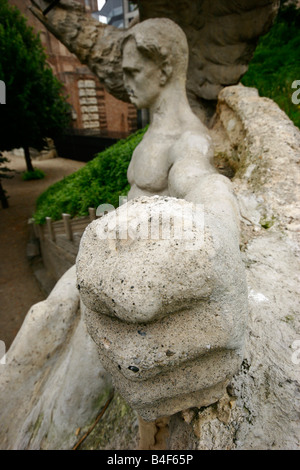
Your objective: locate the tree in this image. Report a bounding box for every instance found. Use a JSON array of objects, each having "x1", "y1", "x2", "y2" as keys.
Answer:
[
  {"x1": 0, "y1": 152, "x2": 14, "y2": 208},
  {"x1": 0, "y1": 0, "x2": 71, "y2": 171}
]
